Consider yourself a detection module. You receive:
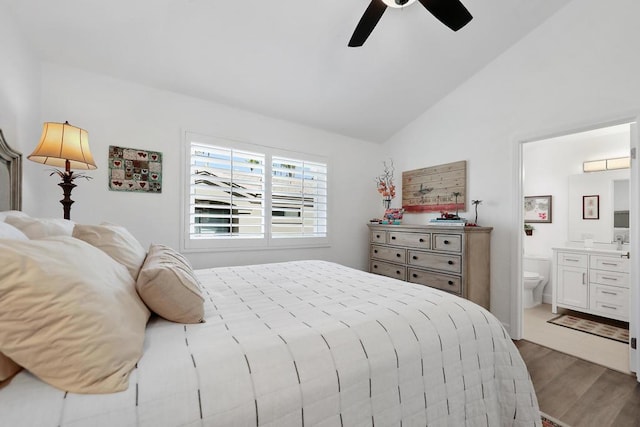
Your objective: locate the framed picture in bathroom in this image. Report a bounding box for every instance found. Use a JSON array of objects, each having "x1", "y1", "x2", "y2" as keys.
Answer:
[
  {"x1": 524, "y1": 195, "x2": 552, "y2": 223},
  {"x1": 582, "y1": 195, "x2": 599, "y2": 219}
]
